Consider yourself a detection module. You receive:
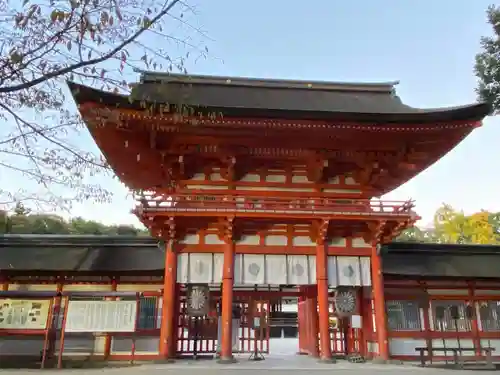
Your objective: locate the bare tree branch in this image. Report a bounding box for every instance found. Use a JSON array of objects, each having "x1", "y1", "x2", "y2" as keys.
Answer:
[
  {"x1": 0, "y1": 0, "x2": 181, "y2": 93},
  {"x1": 0, "y1": 0, "x2": 207, "y2": 212}
]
